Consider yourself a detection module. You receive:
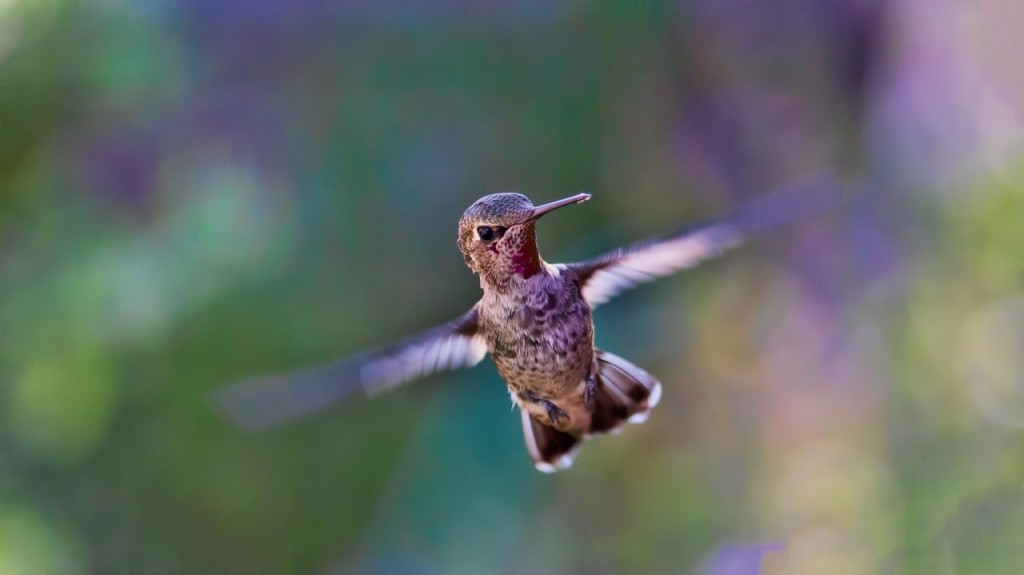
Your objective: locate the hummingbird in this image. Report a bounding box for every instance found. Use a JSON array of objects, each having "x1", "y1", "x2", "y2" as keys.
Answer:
[{"x1": 214, "y1": 178, "x2": 834, "y2": 472}]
